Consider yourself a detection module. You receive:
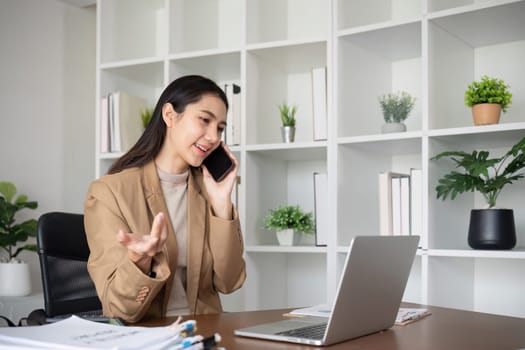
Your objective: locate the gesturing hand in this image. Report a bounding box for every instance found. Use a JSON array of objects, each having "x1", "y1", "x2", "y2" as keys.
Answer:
[{"x1": 116, "y1": 212, "x2": 168, "y2": 275}]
